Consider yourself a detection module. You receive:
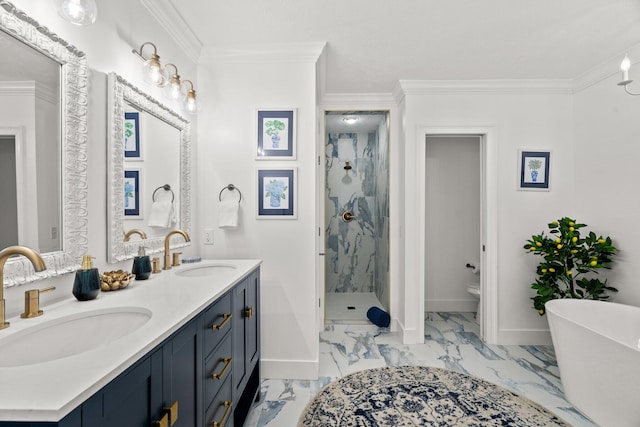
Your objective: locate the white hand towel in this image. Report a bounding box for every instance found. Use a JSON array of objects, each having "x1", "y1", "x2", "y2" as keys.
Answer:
[
  {"x1": 148, "y1": 200, "x2": 173, "y2": 228},
  {"x1": 218, "y1": 200, "x2": 239, "y2": 229}
]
